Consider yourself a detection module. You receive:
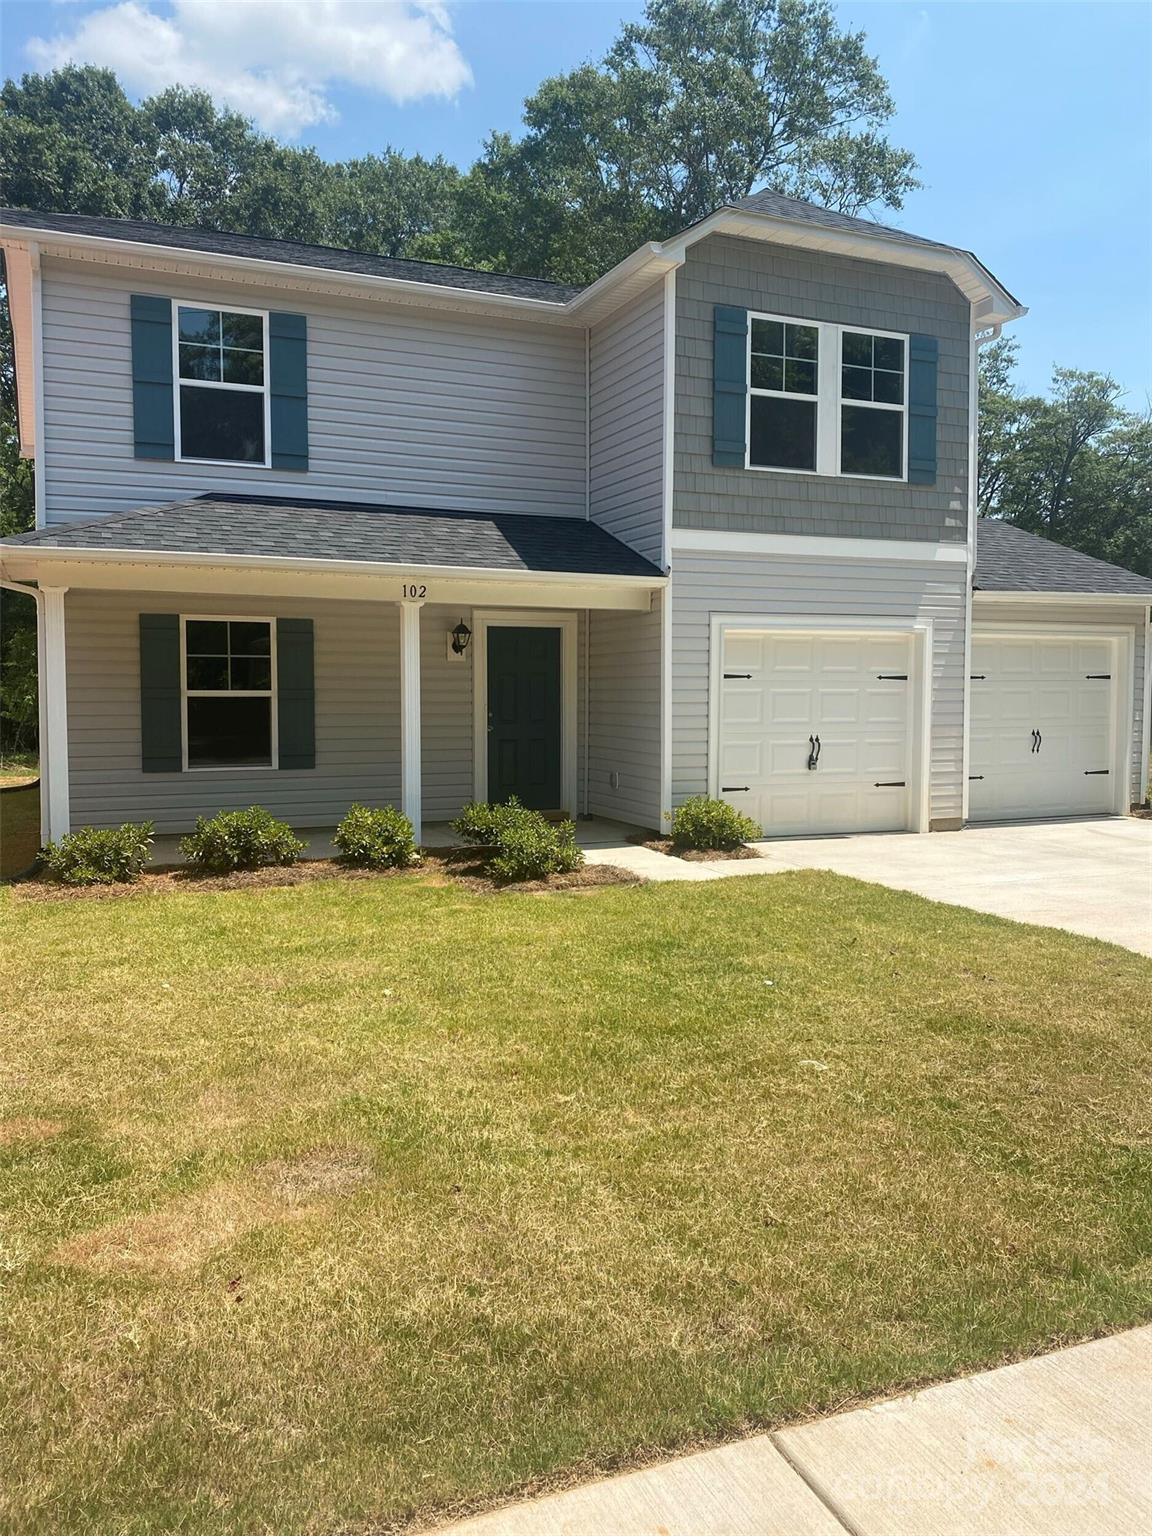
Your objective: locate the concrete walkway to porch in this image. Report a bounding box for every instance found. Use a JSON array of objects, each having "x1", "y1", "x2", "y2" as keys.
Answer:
[{"x1": 427, "y1": 1326, "x2": 1152, "y2": 1536}]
